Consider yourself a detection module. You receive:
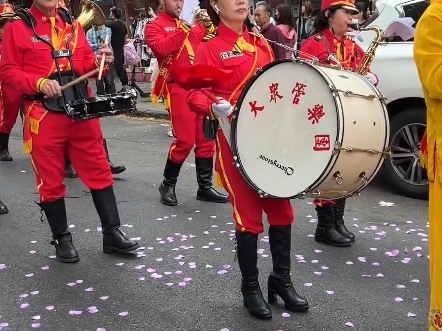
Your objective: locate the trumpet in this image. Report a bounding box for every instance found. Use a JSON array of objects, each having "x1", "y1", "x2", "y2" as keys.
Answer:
[{"x1": 193, "y1": 9, "x2": 212, "y2": 27}]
